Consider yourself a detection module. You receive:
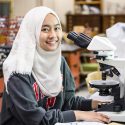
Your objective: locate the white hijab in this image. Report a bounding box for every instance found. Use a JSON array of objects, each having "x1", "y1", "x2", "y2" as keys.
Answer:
[{"x1": 3, "y1": 6, "x2": 62, "y2": 97}]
